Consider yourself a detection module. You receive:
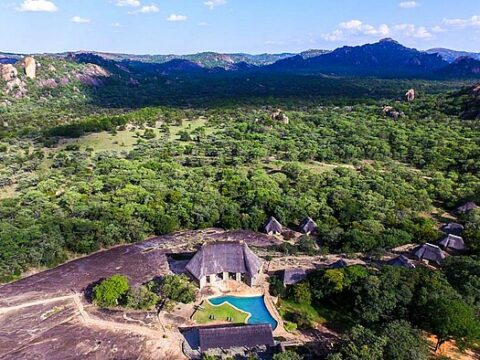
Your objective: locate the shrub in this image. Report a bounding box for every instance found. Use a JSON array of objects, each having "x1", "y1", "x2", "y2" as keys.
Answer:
[
  {"x1": 126, "y1": 282, "x2": 160, "y2": 310},
  {"x1": 160, "y1": 274, "x2": 197, "y2": 304},
  {"x1": 292, "y1": 282, "x2": 312, "y2": 305},
  {"x1": 93, "y1": 274, "x2": 129, "y2": 308},
  {"x1": 284, "y1": 321, "x2": 298, "y2": 333}
]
